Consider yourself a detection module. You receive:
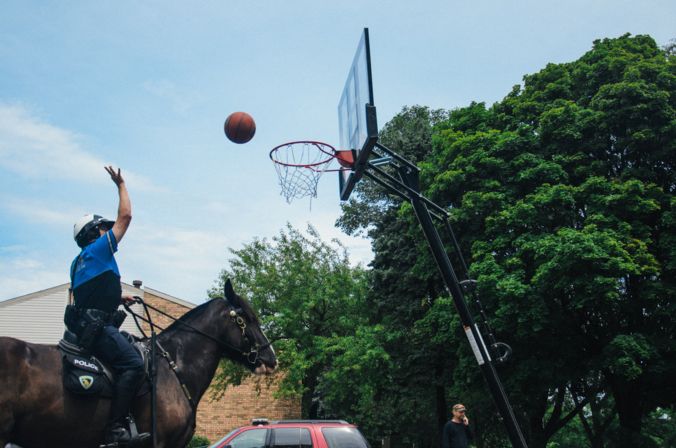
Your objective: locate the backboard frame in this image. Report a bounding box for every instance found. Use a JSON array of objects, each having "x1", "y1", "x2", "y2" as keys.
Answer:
[{"x1": 337, "y1": 28, "x2": 378, "y2": 201}]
